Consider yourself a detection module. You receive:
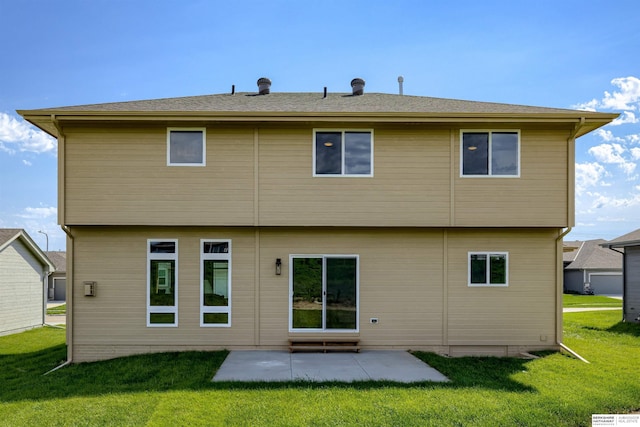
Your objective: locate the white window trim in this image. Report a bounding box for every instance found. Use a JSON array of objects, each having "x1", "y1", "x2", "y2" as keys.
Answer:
[
  {"x1": 468, "y1": 251, "x2": 509, "y2": 287},
  {"x1": 200, "y1": 239, "x2": 232, "y2": 327},
  {"x1": 312, "y1": 129, "x2": 374, "y2": 177},
  {"x1": 460, "y1": 130, "x2": 520, "y2": 178},
  {"x1": 289, "y1": 254, "x2": 360, "y2": 333},
  {"x1": 147, "y1": 239, "x2": 178, "y2": 327},
  {"x1": 167, "y1": 127, "x2": 206, "y2": 167}
]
